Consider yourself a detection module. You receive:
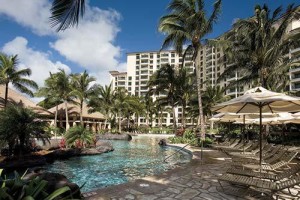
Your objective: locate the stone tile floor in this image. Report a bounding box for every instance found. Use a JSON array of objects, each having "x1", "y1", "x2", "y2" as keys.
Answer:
[{"x1": 84, "y1": 146, "x2": 300, "y2": 200}]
